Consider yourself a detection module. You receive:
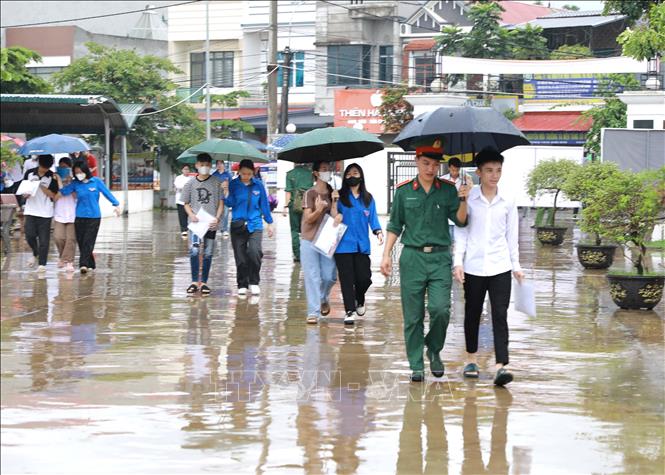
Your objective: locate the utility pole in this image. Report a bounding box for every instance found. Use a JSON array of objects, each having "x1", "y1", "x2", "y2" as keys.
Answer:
[
  {"x1": 279, "y1": 46, "x2": 293, "y2": 133},
  {"x1": 267, "y1": 0, "x2": 278, "y2": 144},
  {"x1": 205, "y1": 0, "x2": 211, "y2": 140}
]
